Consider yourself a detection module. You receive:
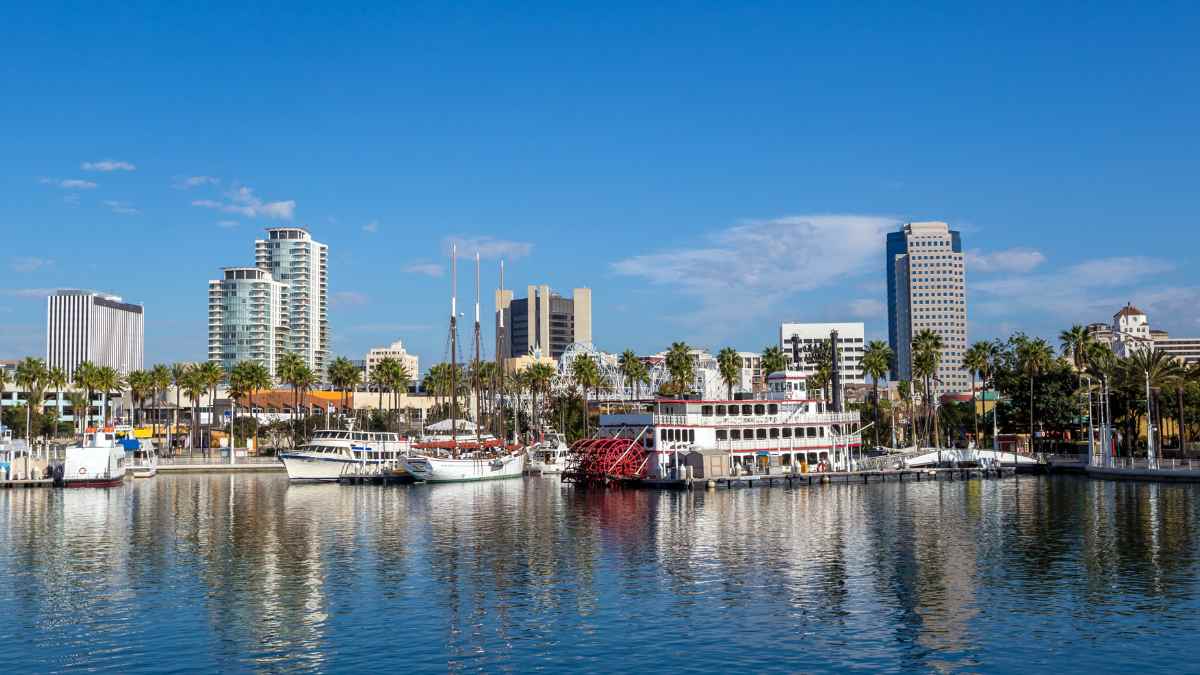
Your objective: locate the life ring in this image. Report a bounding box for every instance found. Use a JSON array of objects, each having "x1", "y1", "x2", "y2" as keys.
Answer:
[{"x1": 78, "y1": 468, "x2": 87, "y2": 475}]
